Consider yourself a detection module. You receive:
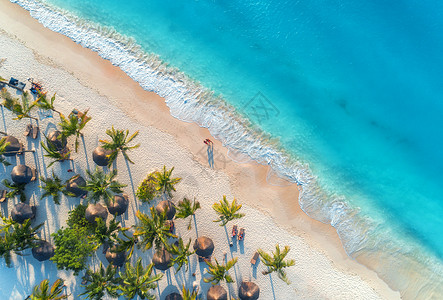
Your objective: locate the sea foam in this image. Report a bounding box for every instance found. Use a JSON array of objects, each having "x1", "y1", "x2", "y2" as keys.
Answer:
[{"x1": 10, "y1": 0, "x2": 443, "y2": 297}]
